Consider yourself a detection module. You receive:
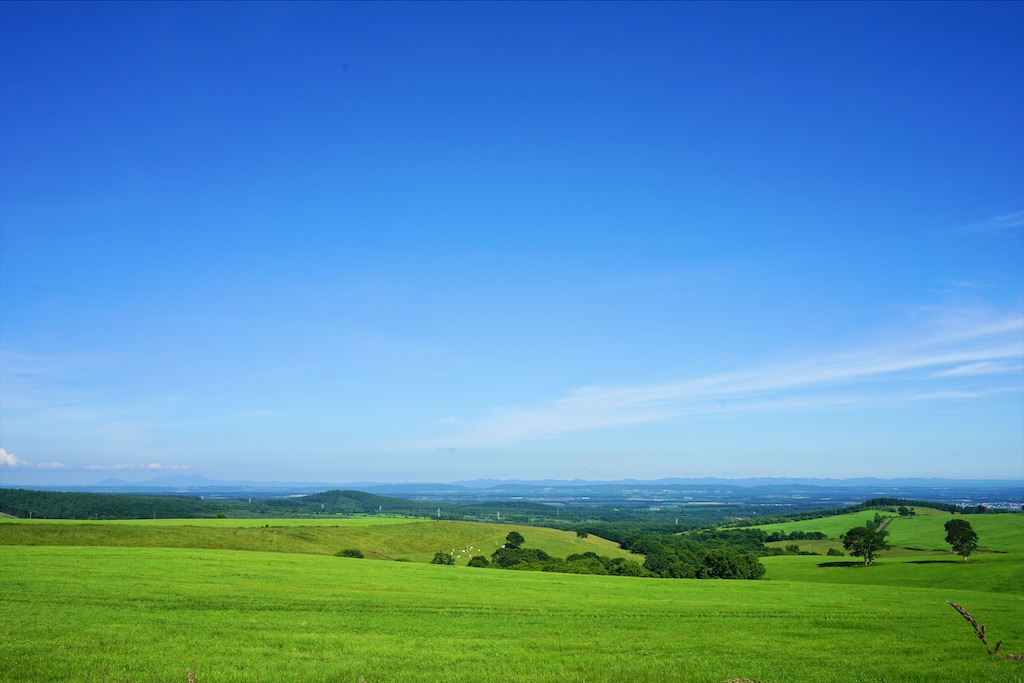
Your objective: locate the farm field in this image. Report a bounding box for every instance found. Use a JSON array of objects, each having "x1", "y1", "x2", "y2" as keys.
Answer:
[{"x1": 1, "y1": 511, "x2": 1022, "y2": 682}]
